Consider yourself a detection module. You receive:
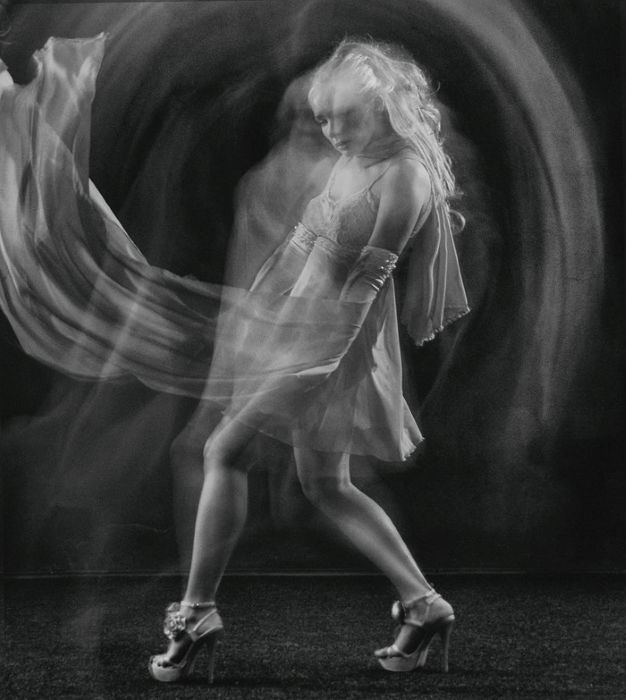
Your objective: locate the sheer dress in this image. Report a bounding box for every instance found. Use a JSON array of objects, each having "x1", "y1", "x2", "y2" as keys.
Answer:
[
  {"x1": 218, "y1": 163, "x2": 433, "y2": 459},
  {"x1": 0, "y1": 34, "x2": 469, "y2": 461}
]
